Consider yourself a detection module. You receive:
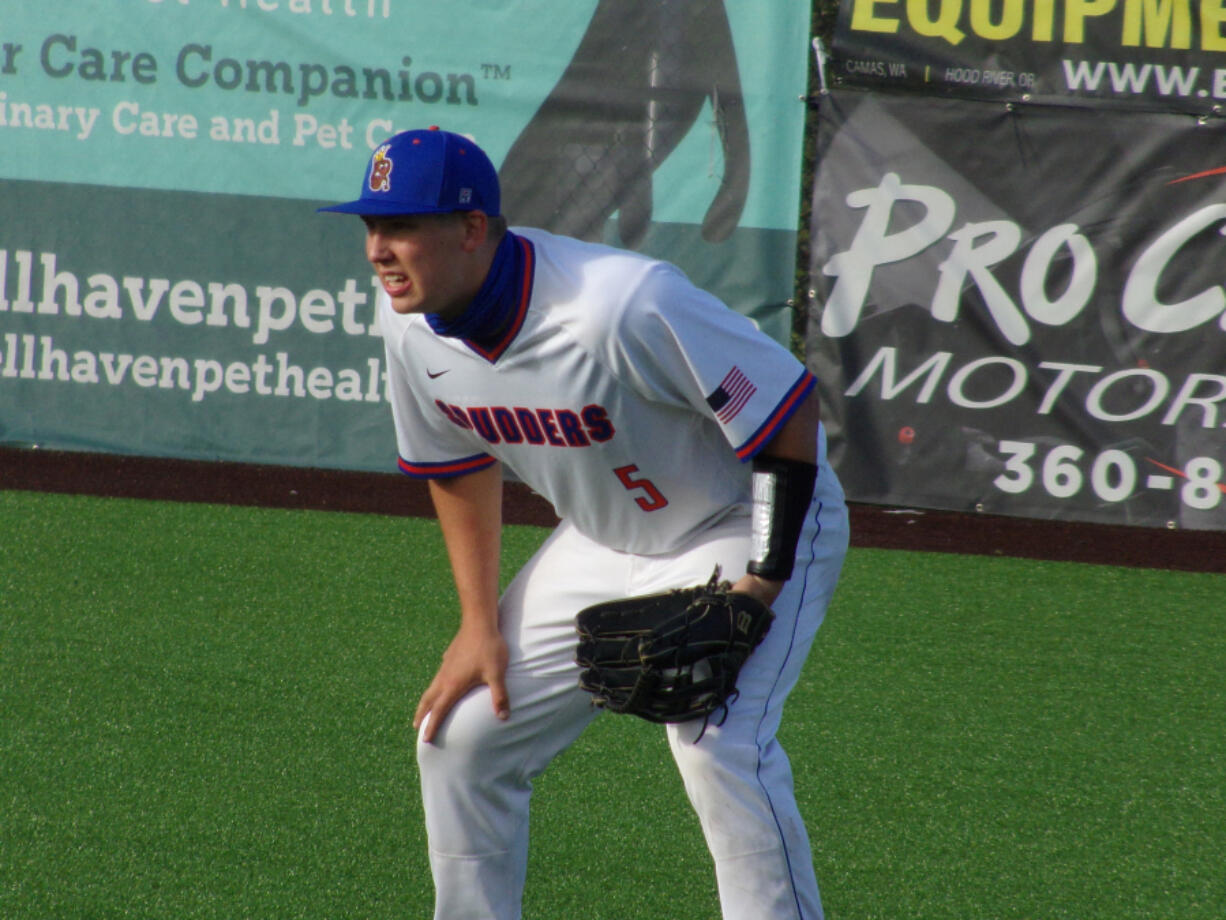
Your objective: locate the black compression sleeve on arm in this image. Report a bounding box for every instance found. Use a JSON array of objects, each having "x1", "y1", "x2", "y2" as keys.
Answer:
[{"x1": 747, "y1": 456, "x2": 818, "y2": 582}]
